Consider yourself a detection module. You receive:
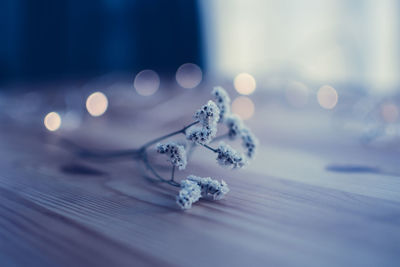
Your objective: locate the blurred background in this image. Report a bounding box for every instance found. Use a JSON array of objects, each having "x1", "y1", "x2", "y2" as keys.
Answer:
[
  {"x1": 1, "y1": 0, "x2": 399, "y2": 91},
  {"x1": 0, "y1": 0, "x2": 203, "y2": 82},
  {"x1": 1, "y1": 0, "x2": 400, "y2": 145}
]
